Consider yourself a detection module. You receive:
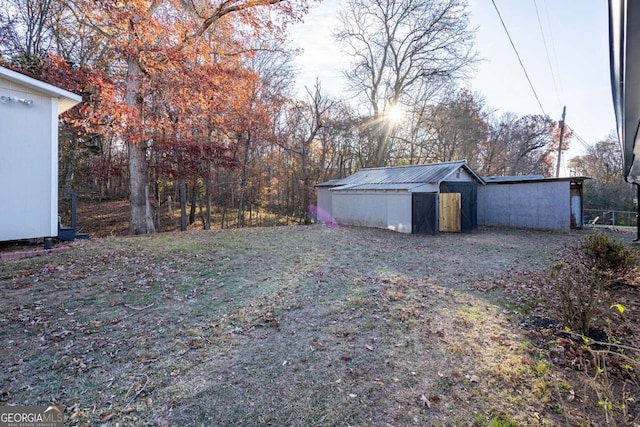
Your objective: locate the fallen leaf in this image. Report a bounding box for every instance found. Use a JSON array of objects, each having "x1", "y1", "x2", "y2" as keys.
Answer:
[
  {"x1": 264, "y1": 314, "x2": 279, "y2": 328},
  {"x1": 99, "y1": 410, "x2": 116, "y2": 422},
  {"x1": 610, "y1": 304, "x2": 625, "y2": 315},
  {"x1": 420, "y1": 394, "x2": 431, "y2": 408}
]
